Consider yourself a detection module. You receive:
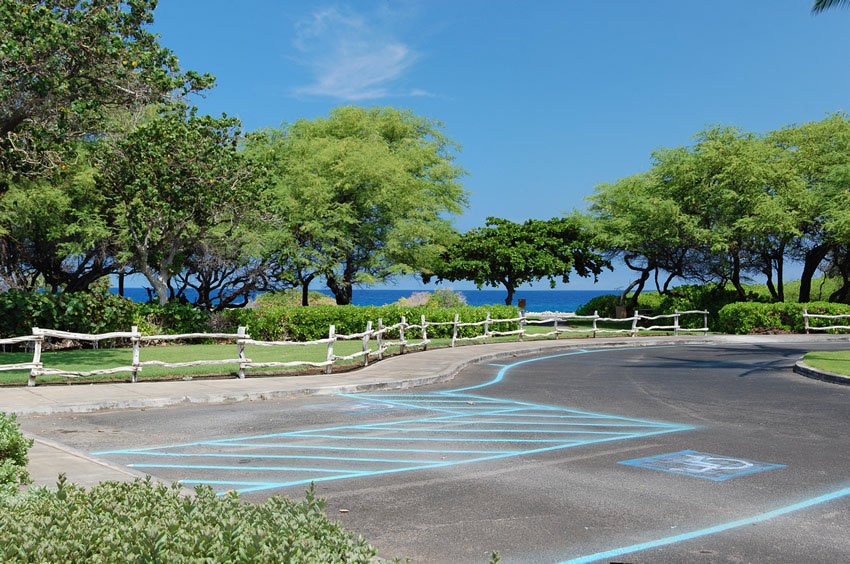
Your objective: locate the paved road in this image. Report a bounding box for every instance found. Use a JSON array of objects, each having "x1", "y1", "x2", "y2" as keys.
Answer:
[{"x1": 19, "y1": 342, "x2": 850, "y2": 563}]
